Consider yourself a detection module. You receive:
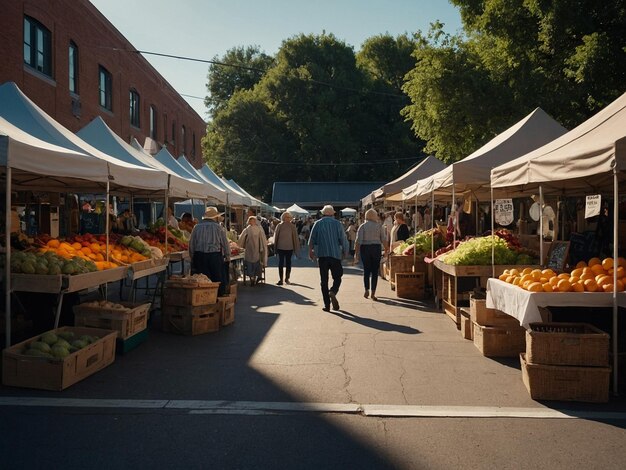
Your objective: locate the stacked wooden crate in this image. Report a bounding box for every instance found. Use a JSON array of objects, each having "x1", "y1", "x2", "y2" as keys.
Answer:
[
  {"x1": 521, "y1": 322, "x2": 611, "y2": 403},
  {"x1": 470, "y1": 295, "x2": 526, "y2": 357},
  {"x1": 161, "y1": 279, "x2": 221, "y2": 335}
]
